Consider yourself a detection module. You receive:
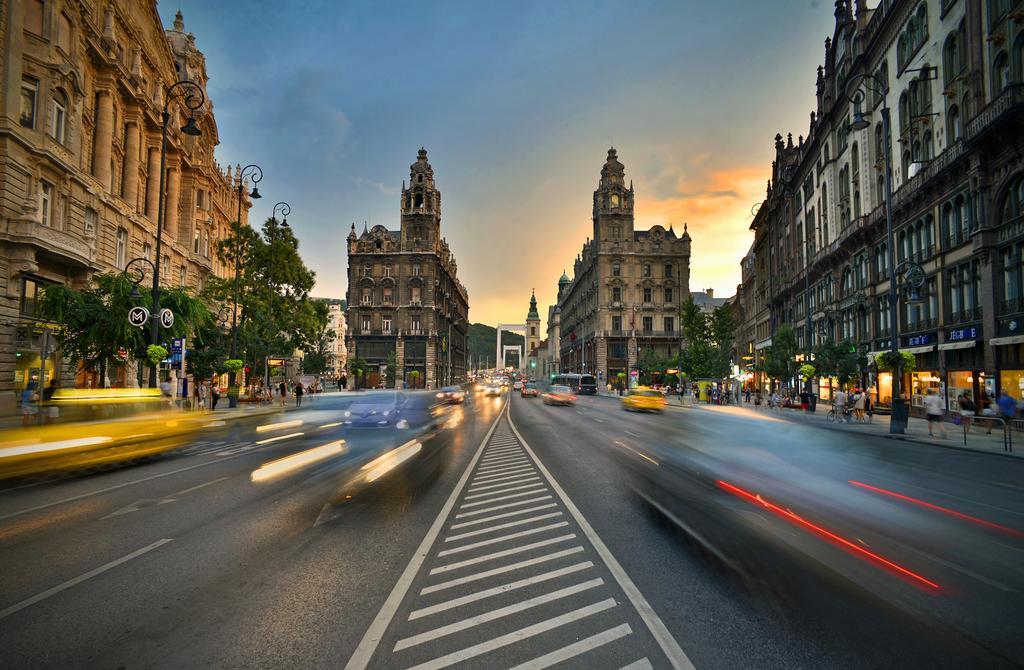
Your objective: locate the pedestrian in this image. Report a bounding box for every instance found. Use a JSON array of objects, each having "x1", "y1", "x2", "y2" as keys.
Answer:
[
  {"x1": 998, "y1": 390, "x2": 1017, "y2": 426},
  {"x1": 198, "y1": 380, "x2": 208, "y2": 411},
  {"x1": 210, "y1": 381, "x2": 221, "y2": 410},
  {"x1": 834, "y1": 387, "x2": 848, "y2": 422},
  {"x1": 159, "y1": 377, "x2": 173, "y2": 405},
  {"x1": 42, "y1": 378, "x2": 60, "y2": 424},
  {"x1": 958, "y1": 392, "x2": 975, "y2": 431},
  {"x1": 21, "y1": 380, "x2": 39, "y2": 426},
  {"x1": 853, "y1": 388, "x2": 866, "y2": 422},
  {"x1": 979, "y1": 391, "x2": 996, "y2": 434},
  {"x1": 294, "y1": 381, "x2": 305, "y2": 407},
  {"x1": 278, "y1": 380, "x2": 288, "y2": 407},
  {"x1": 864, "y1": 392, "x2": 874, "y2": 423},
  {"x1": 340, "y1": 374, "x2": 347, "y2": 391},
  {"x1": 924, "y1": 388, "x2": 946, "y2": 438},
  {"x1": 745, "y1": 387, "x2": 751, "y2": 403}
]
